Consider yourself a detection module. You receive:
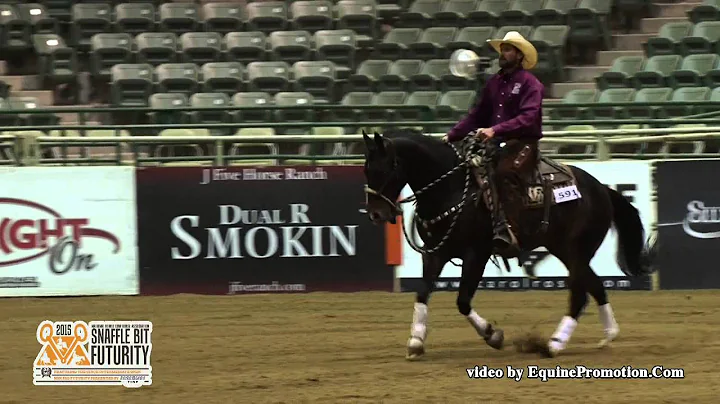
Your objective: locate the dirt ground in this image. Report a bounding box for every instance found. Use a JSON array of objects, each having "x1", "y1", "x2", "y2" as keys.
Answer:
[{"x1": 1, "y1": 290, "x2": 718, "y2": 403}]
